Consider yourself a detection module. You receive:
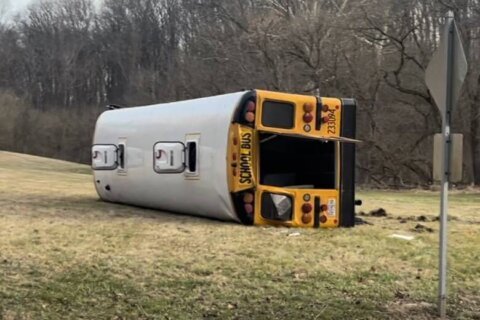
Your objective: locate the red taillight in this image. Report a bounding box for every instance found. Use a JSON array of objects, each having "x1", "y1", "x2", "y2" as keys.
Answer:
[
  {"x1": 246, "y1": 101, "x2": 256, "y2": 112},
  {"x1": 245, "y1": 111, "x2": 255, "y2": 123},
  {"x1": 303, "y1": 112, "x2": 313, "y2": 123},
  {"x1": 244, "y1": 203, "x2": 253, "y2": 214},
  {"x1": 302, "y1": 213, "x2": 312, "y2": 224},
  {"x1": 322, "y1": 104, "x2": 329, "y2": 112},
  {"x1": 233, "y1": 137, "x2": 238, "y2": 145},
  {"x1": 320, "y1": 204, "x2": 328, "y2": 212},
  {"x1": 243, "y1": 193, "x2": 254, "y2": 204},
  {"x1": 303, "y1": 102, "x2": 314, "y2": 112},
  {"x1": 232, "y1": 153, "x2": 237, "y2": 161},
  {"x1": 322, "y1": 116, "x2": 329, "y2": 123},
  {"x1": 320, "y1": 215, "x2": 327, "y2": 223},
  {"x1": 302, "y1": 203, "x2": 312, "y2": 213}
]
